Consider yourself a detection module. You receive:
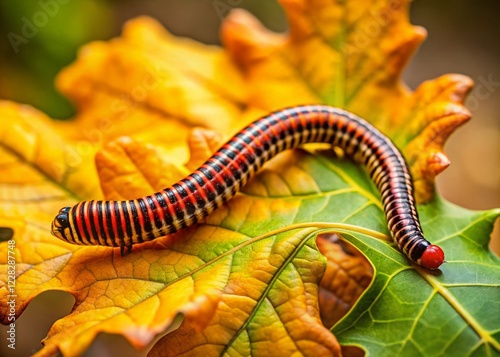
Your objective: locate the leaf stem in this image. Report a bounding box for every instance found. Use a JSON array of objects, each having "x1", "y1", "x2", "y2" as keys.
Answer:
[{"x1": 256, "y1": 222, "x2": 390, "y2": 242}]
